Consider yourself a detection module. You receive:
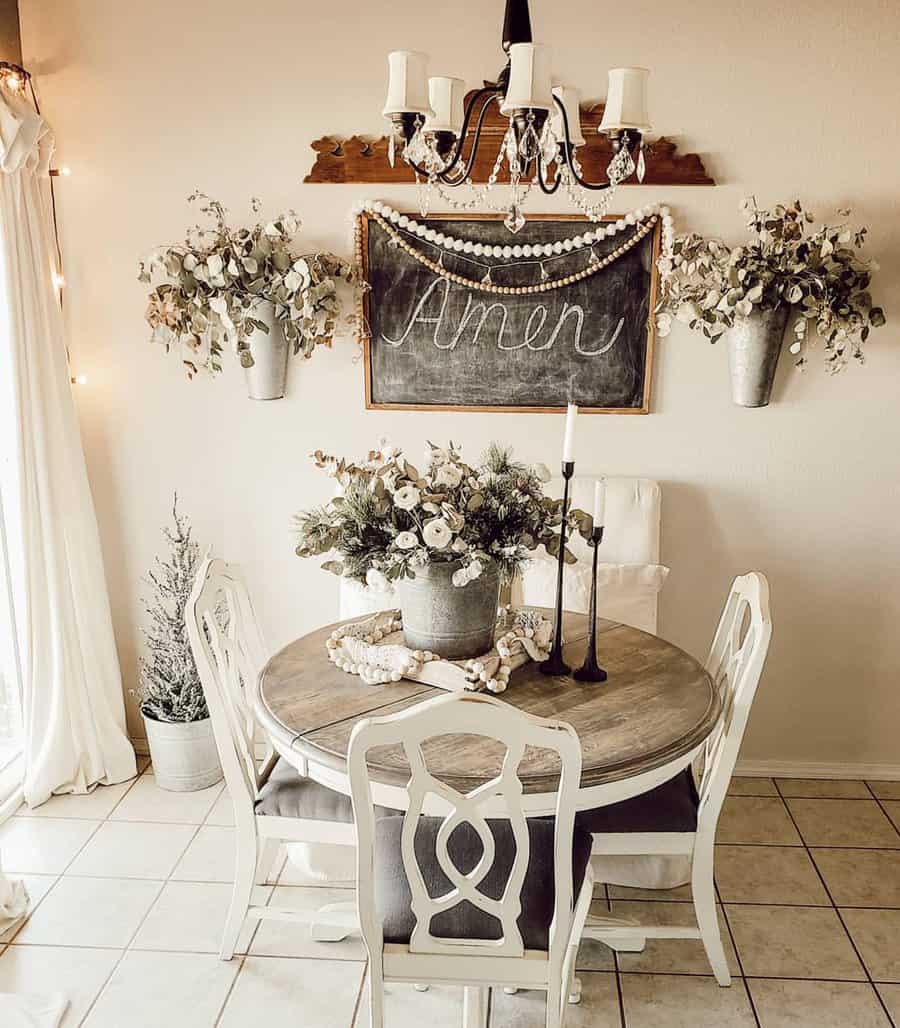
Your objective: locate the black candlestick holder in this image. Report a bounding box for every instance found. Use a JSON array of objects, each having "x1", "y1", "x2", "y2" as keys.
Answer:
[
  {"x1": 539, "y1": 460, "x2": 575, "y2": 677},
  {"x1": 574, "y1": 525, "x2": 608, "y2": 683}
]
